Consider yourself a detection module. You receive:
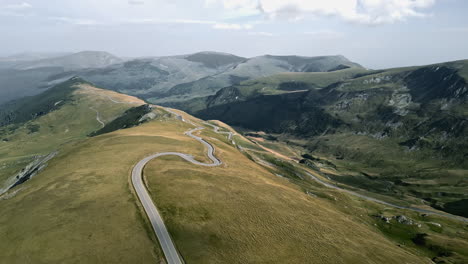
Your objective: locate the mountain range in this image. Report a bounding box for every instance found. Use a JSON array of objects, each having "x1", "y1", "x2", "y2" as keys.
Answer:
[
  {"x1": 0, "y1": 51, "x2": 467, "y2": 264},
  {"x1": 174, "y1": 59, "x2": 468, "y2": 218},
  {"x1": 0, "y1": 50, "x2": 361, "y2": 105}
]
